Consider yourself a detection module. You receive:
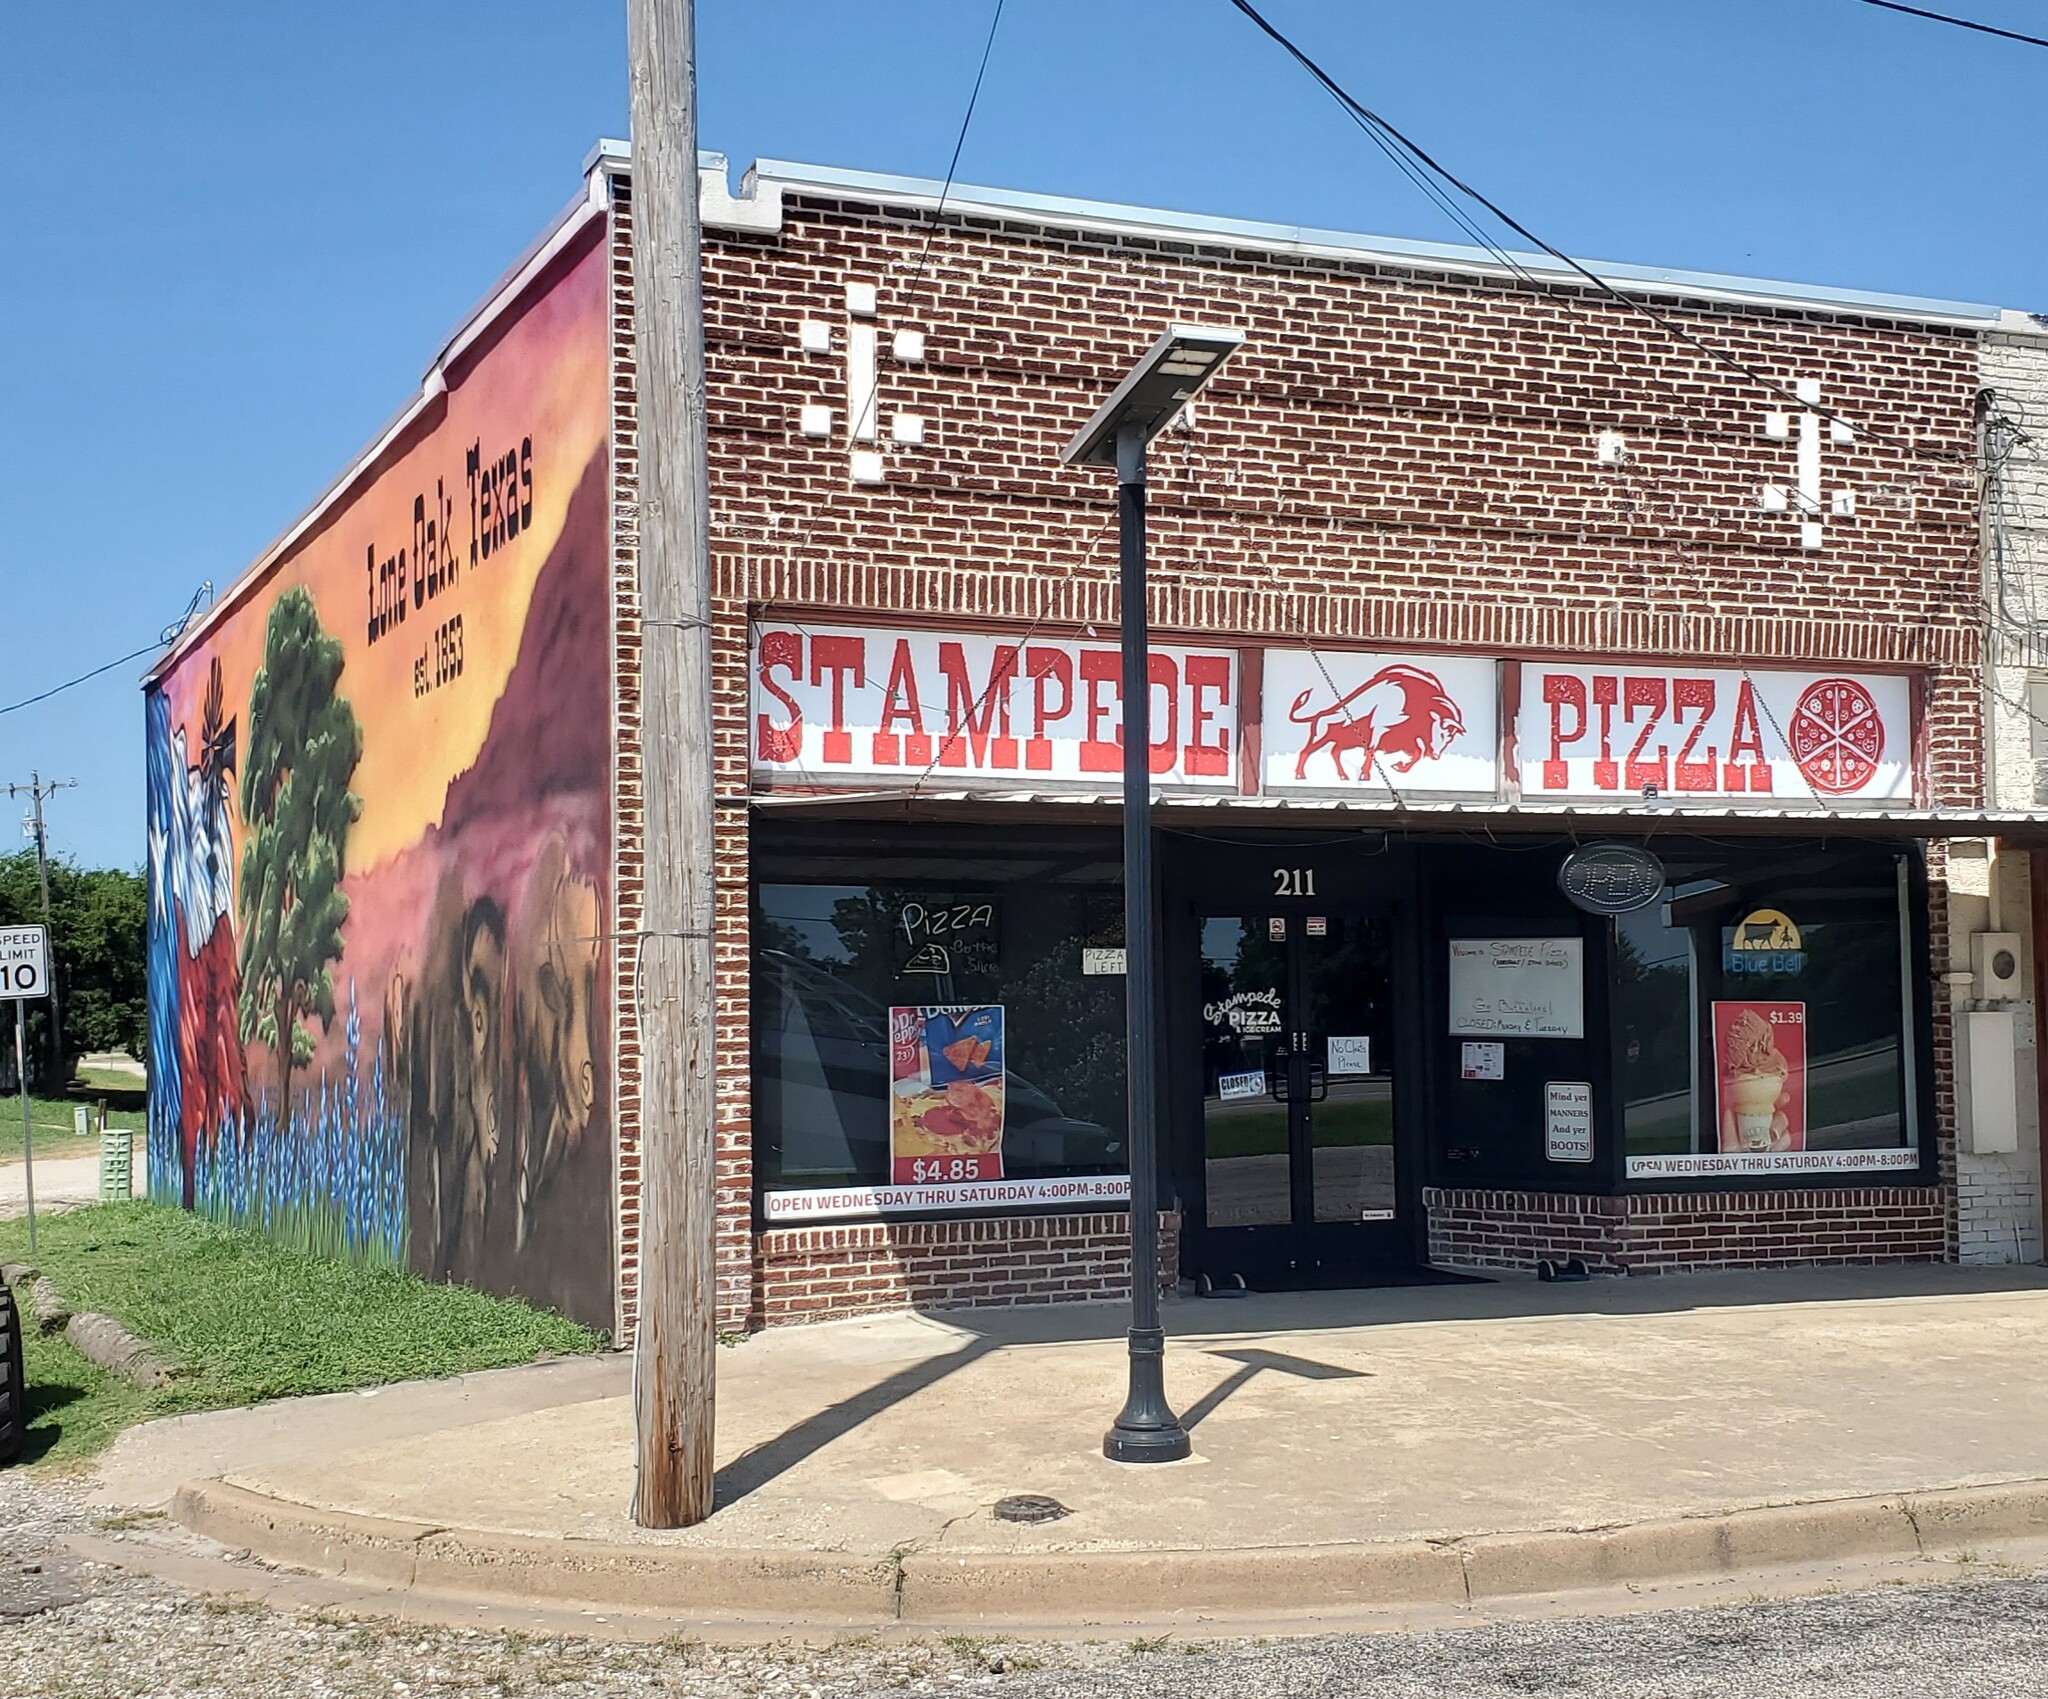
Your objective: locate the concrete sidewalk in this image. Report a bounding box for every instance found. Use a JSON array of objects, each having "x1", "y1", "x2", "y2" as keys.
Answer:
[
  {"x1": 1, "y1": 1149, "x2": 141, "y2": 1219},
  {"x1": 92, "y1": 1265, "x2": 2048, "y2": 1627}
]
